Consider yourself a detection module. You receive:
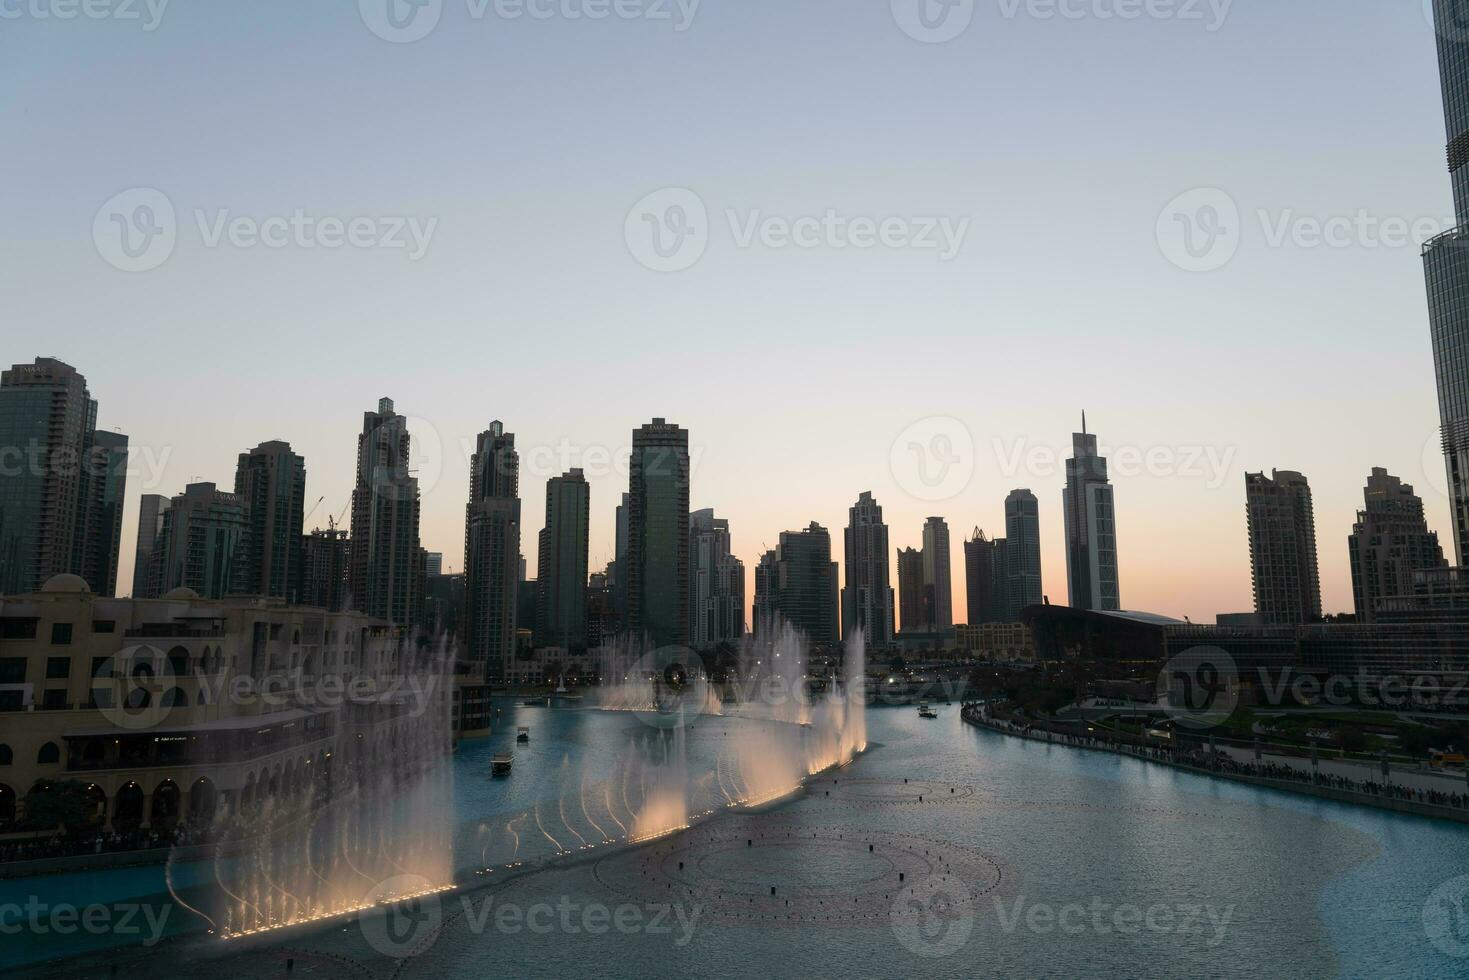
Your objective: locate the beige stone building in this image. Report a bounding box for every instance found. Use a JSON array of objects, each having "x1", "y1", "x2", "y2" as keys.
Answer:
[{"x1": 0, "y1": 574, "x2": 441, "y2": 836}]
